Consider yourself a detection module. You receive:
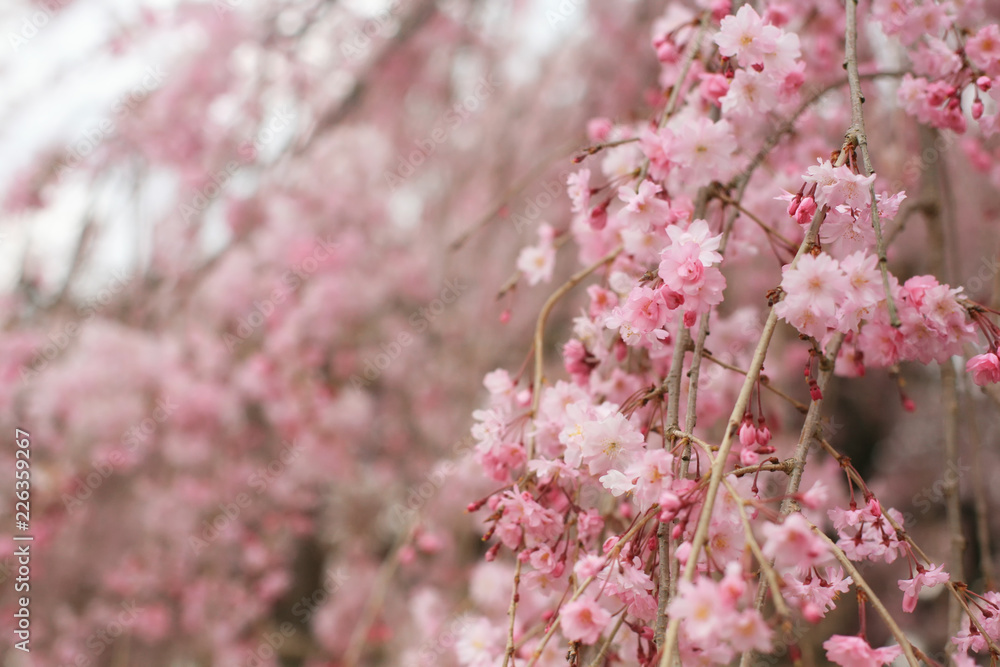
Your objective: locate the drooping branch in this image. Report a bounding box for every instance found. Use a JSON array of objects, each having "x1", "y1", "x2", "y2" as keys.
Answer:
[
  {"x1": 807, "y1": 518, "x2": 921, "y2": 667},
  {"x1": 657, "y1": 137, "x2": 852, "y2": 665},
  {"x1": 844, "y1": 0, "x2": 900, "y2": 328},
  {"x1": 527, "y1": 244, "x2": 624, "y2": 459}
]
